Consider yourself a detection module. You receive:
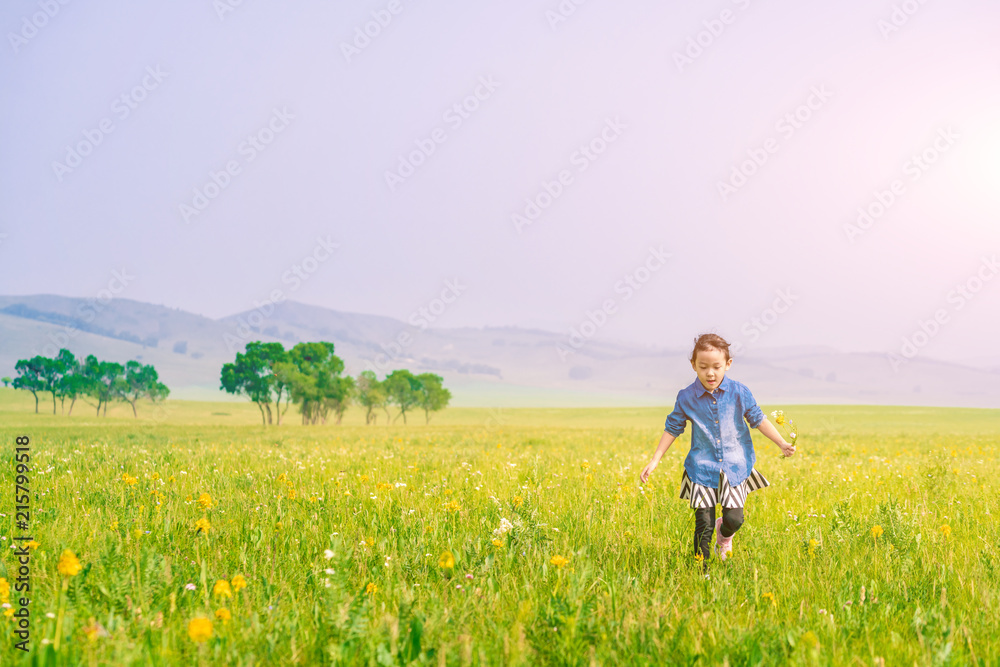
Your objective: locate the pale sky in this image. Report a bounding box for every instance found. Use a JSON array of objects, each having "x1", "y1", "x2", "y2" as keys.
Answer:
[{"x1": 2, "y1": 0, "x2": 998, "y2": 365}]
